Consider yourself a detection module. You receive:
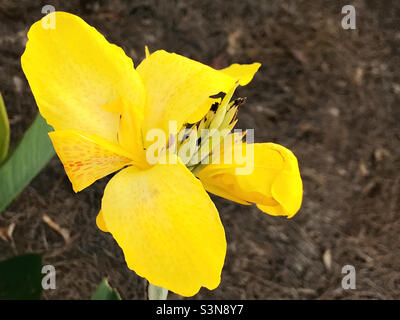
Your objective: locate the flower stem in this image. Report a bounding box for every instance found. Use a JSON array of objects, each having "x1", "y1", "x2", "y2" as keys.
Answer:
[{"x1": 147, "y1": 282, "x2": 168, "y2": 300}]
